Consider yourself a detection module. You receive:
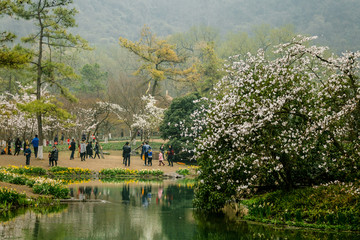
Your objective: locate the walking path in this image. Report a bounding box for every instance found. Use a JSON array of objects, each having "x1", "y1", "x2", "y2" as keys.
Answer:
[{"x1": 0, "y1": 150, "x2": 183, "y2": 174}]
